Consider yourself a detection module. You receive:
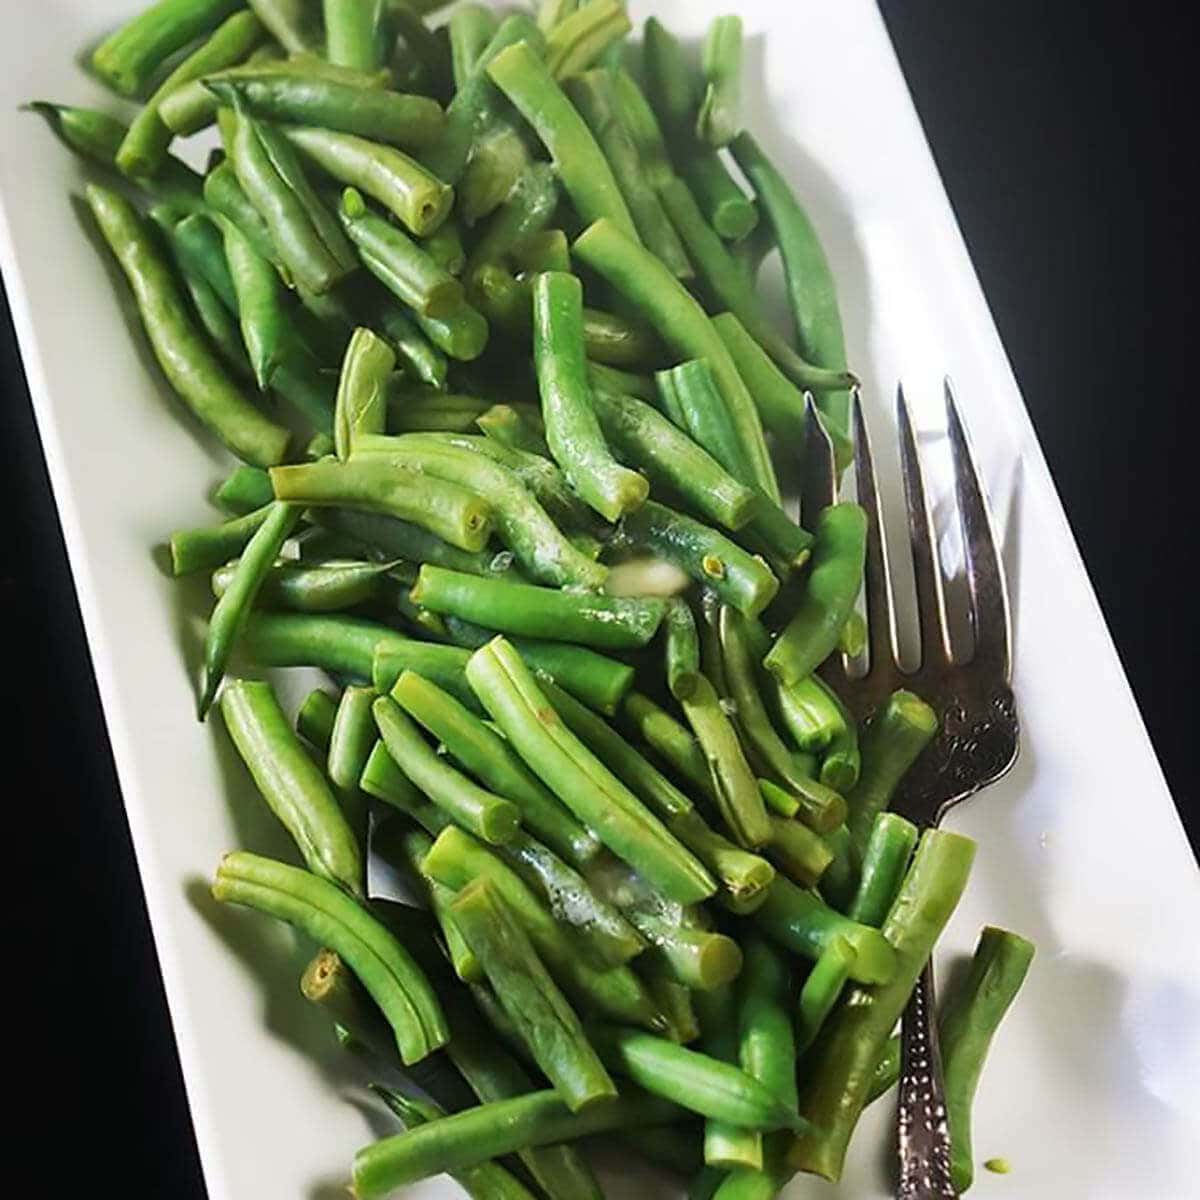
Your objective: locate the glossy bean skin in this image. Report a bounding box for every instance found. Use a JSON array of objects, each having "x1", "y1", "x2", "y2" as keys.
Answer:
[
  {"x1": 239, "y1": 610, "x2": 419, "y2": 682},
  {"x1": 696, "y1": 15, "x2": 743, "y2": 148},
  {"x1": 85, "y1": 185, "x2": 290, "y2": 466},
  {"x1": 412, "y1": 565, "x2": 666, "y2": 651},
  {"x1": 665, "y1": 596, "x2": 702, "y2": 701},
  {"x1": 788, "y1": 830, "x2": 976, "y2": 1180},
  {"x1": 533, "y1": 271, "x2": 649, "y2": 522},
  {"x1": 215, "y1": 465, "x2": 274, "y2": 515},
  {"x1": 543, "y1": 0, "x2": 630, "y2": 78},
  {"x1": 465, "y1": 162, "x2": 559, "y2": 282},
  {"x1": 220, "y1": 213, "x2": 290, "y2": 390},
  {"x1": 219, "y1": 679, "x2": 364, "y2": 894},
  {"x1": 171, "y1": 504, "x2": 273, "y2": 576},
  {"x1": 452, "y1": 879, "x2": 618, "y2": 1112},
  {"x1": 269, "y1": 457, "x2": 493, "y2": 552},
  {"x1": 92, "y1": 0, "x2": 242, "y2": 97},
  {"x1": 158, "y1": 42, "x2": 282, "y2": 136},
  {"x1": 323, "y1": 0, "x2": 388, "y2": 71},
  {"x1": 846, "y1": 812, "x2": 919, "y2": 927},
  {"x1": 202, "y1": 160, "x2": 288, "y2": 275},
  {"x1": 794, "y1": 937, "x2": 856, "y2": 1052}
]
